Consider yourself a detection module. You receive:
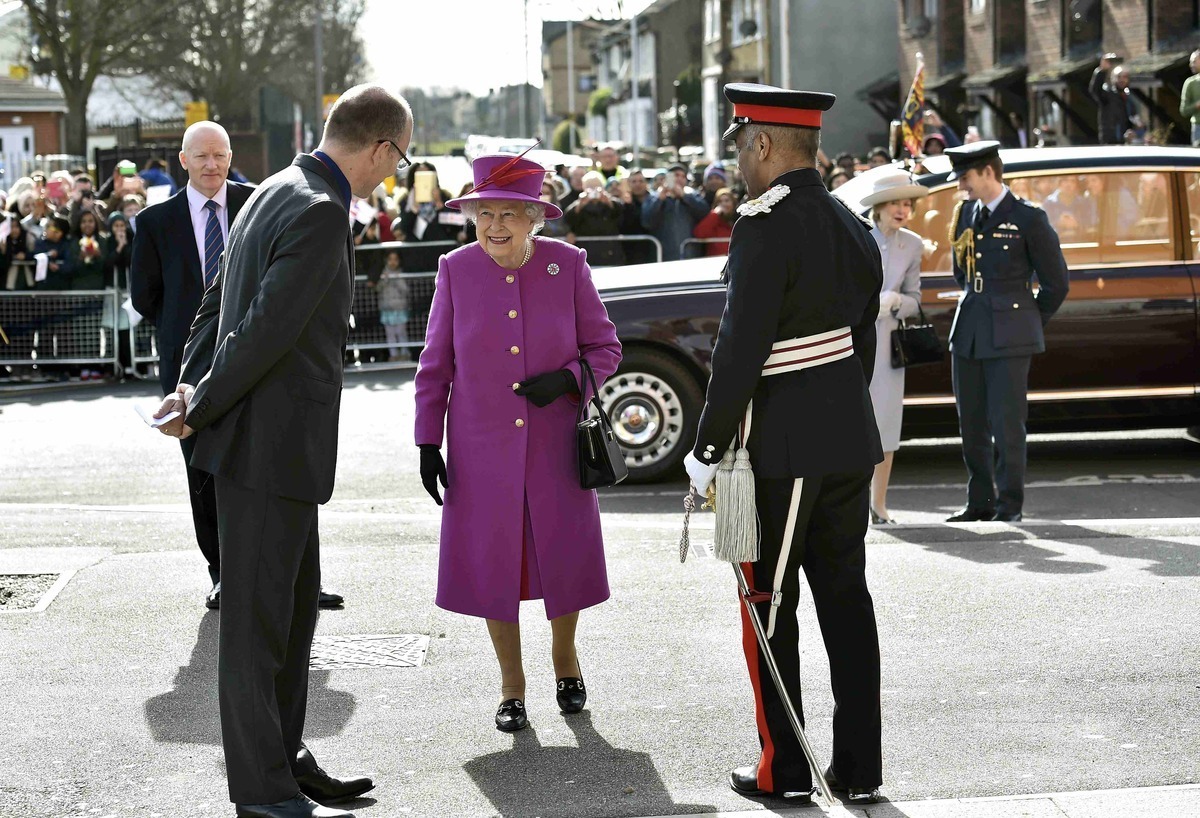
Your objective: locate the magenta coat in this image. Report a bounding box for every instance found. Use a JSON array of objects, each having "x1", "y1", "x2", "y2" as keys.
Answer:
[{"x1": 413, "y1": 238, "x2": 622, "y2": 622}]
